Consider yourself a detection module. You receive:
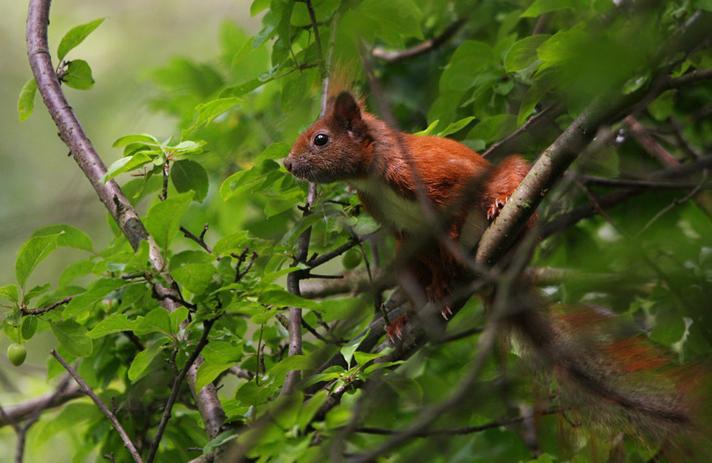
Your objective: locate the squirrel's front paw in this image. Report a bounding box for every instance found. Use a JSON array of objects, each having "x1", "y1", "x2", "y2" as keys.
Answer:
[
  {"x1": 386, "y1": 315, "x2": 409, "y2": 343},
  {"x1": 486, "y1": 197, "x2": 508, "y2": 221},
  {"x1": 441, "y1": 305, "x2": 454, "y2": 320}
]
